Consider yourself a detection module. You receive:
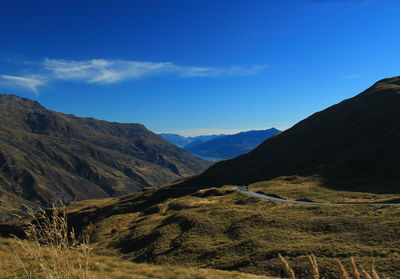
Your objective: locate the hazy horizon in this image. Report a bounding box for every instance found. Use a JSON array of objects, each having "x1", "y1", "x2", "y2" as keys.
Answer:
[{"x1": 157, "y1": 127, "x2": 284, "y2": 137}]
